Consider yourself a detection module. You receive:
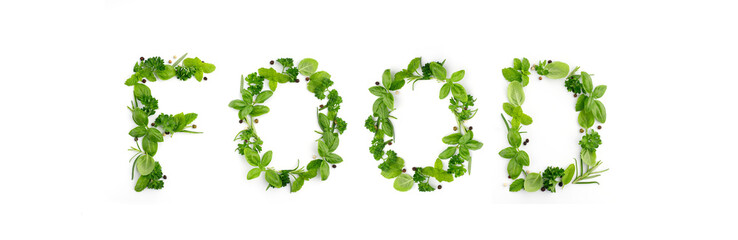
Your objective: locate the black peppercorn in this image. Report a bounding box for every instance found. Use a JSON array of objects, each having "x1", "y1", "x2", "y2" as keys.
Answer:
[
  {"x1": 134, "y1": 137, "x2": 138, "y2": 141},
  {"x1": 541, "y1": 187, "x2": 546, "y2": 192},
  {"x1": 165, "y1": 131, "x2": 170, "y2": 135},
  {"x1": 402, "y1": 168, "x2": 406, "y2": 173},
  {"x1": 163, "y1": 175, "x2": 167, "y2": 180},
  {"x1": 332, "y1": 164, "x2": 336, "y2": 168},
  {"x1": 598, "y1": 125, "x2": 602, "y2": 130},
  {"x1": 203, "y1": 77, "x2": 208, "y2": 81},
  {"x1": 388, "y1": 142, "x2": 392, "y2": 145},
  {"x1": 239, "y1": 119, "x2": 243, "y2": 124},
  {"x1": 574, "y1": 94, "x2": 577, "y2": 97},
  {"x1": 437, "y1": 185, "x2": 442, "y2": 190},
  {"x1": 151, "y1": 123, "x2": 155, "y2": 127},
  {"x1": 523, "y1": 142, "x2": 527, "y2": 146},
  {"x1": 142, "y1": 79, "x2": 147, "y2": 83},
  {"x1": 305, "y1": 77, "x2": 310, "y2": 81},
  {"x1": 548, "y1": 60, "x2": 552, "y2": 63},
  {"x1": 508, "y1": 175, "x2": 512, "y2": 179},
  {"x1": 319, "y1": 104, "x2": 324, "y2": 108},
  {"x1": 468, "y1": 126, "x2": 473, "y2": 130},
  {"x1": 412, "y1": 167, "x2": 417, "y2": 171},
  {"x1": 270, "y1": 60, "x2": 274, "y2": 65},
  {"x1": 140, "y1": 57, "x2": 144, "y2": 61},
  {"x1": 558, "y1": 182, "x2": 563, "y2": 187},
  {"x1": 375, "y1": 81, "x2": 380, "y2": 85},
  {"x1": 295, "y1": 79, "x2": 299, "y2": 83}
]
